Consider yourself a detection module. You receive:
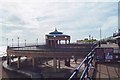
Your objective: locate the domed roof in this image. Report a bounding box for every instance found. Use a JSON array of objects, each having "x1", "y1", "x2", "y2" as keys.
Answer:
[{"x1": 49, "y1": 28, "x2": 63, "y2": 34}]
